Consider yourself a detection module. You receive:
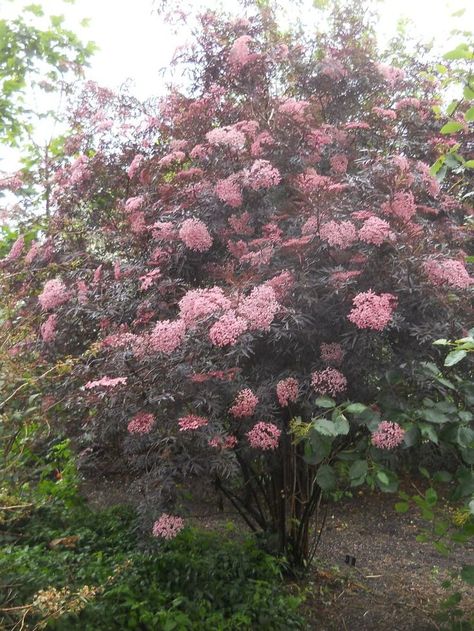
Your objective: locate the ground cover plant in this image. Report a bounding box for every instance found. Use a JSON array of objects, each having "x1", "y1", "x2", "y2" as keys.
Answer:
[{"x1": 0, "y1": 0, "x2": 472, "y2": 574}]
